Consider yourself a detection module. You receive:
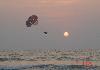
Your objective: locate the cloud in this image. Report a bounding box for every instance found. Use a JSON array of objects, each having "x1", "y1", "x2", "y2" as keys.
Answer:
[
  {"x1": 0, "y1": 0, "x2": 79, "y2": 9},
  {"x1": 38, "y1": 0, "x2": 79, "y2": 6}
]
